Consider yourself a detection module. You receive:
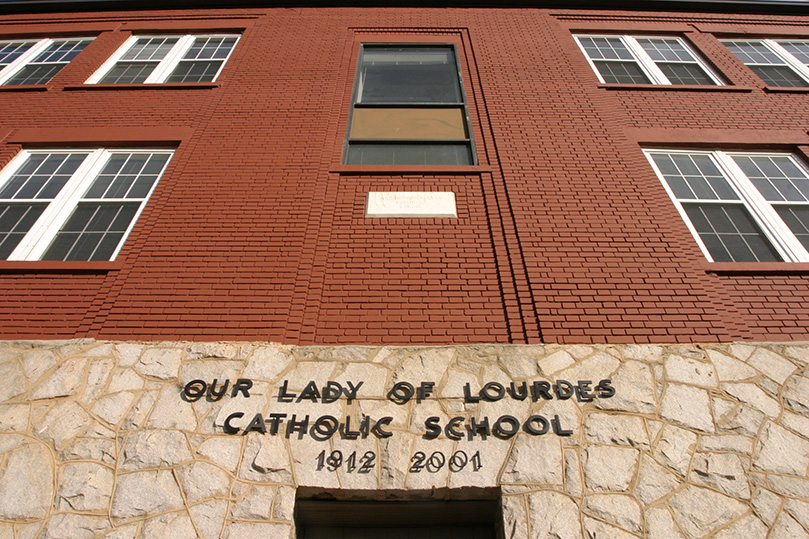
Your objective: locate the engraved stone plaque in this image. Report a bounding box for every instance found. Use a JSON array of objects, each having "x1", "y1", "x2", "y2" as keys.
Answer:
[{"x1": 365, "y1": 192, "x2": 457, "y2": 218}]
